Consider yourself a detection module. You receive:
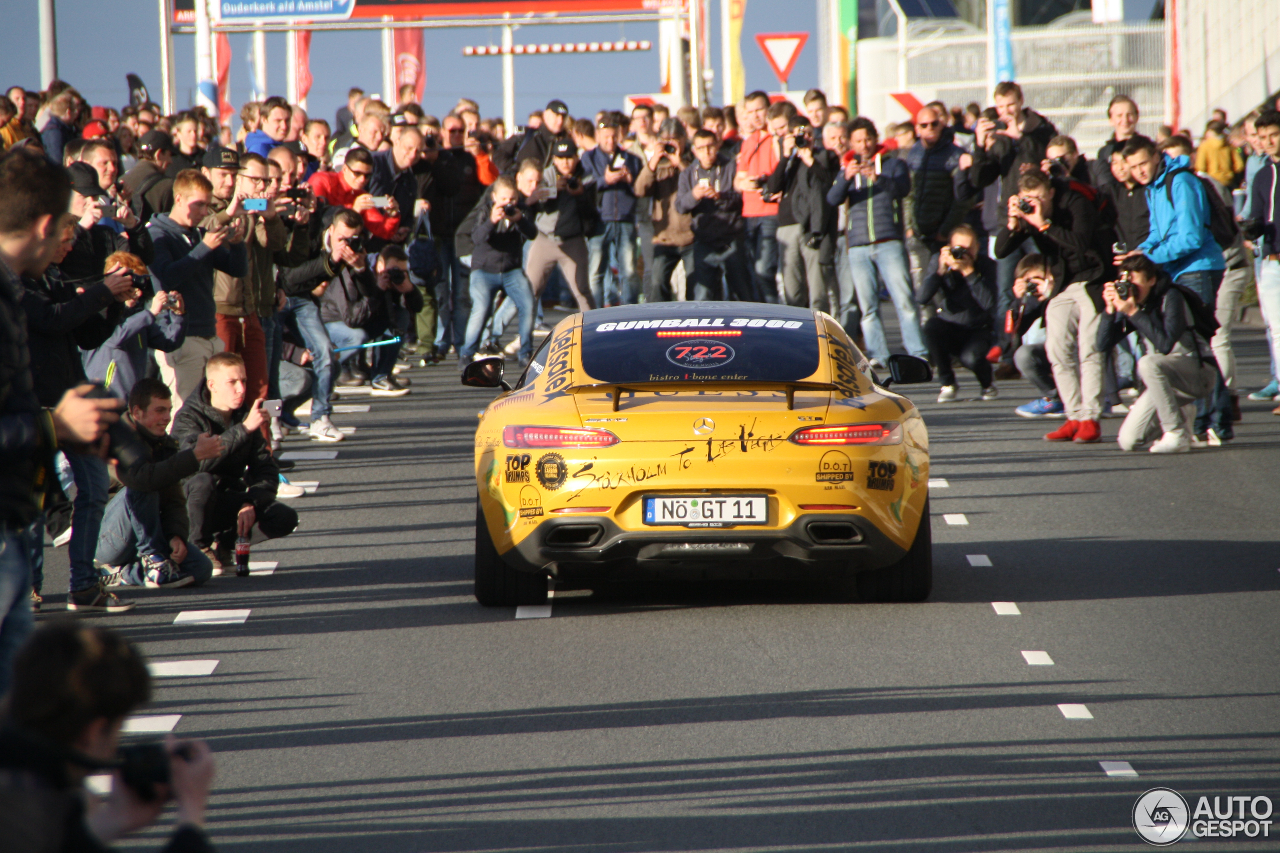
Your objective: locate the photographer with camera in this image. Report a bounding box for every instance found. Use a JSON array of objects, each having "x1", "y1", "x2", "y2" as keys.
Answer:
[
  {"x1": 1008, "y1": 255, "x2": 1065, "y2": 417},
  {"x1": 582, "y1": 114, "x2": 643, "y2": 307},
  {"x1": 1099, "y1": 255, "x2": 1220, "y2": 452},
  {"x1": 307, "y1": 147, "x2": 404, "y2": 244},
  {"x1": 173, "y1": 352, "x2": 298, "y2": 574},
  {"x1": 524, "y1": 139, "x2": 598, "y2": 312},
  {"x1": 320, "y1": 241, "x2": 416, "y2": 396},
  {"x1": 0, "y1": 622, "x2": 216, "y2": 851},
  {"x1": 61, "y1": 161, "x2": 154, "y2": 290},
  {"x1": 96, "y1": 378, "x2": 220, "y2": 589},
  {"x1": 914, "y1": 225, "x2": 998, "y2": 401},
  {"x1": 996, "y1": 170, "x2": 1110, "y2": 442},
  {"x1": 458, "y1": 176, "x2": 538, "y2": 366},
  {"x1": 369, "y1": 125, "x2": 424, "y2": 248},
  {"x1": 827, "y1": 117, "x2": 928, "y2": 366},
  {"x1": 677, "y1": 129, "x2": 751, "y2": 301},
  {"x1": 147, "y1": 167, "x2": 249, "y2": 406},
  {"x1": 767, "y1": 115, "x2": 837, "y2": 314},
  {"x1": 635, "y1": 119, "x2": 694, "y2": 302}
]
